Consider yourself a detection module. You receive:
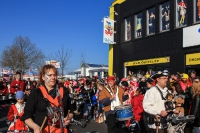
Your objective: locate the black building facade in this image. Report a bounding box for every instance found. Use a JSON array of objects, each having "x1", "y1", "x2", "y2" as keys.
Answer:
[{"x1": 112, "y1": 0, "x2": 200, "y2": 78}]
